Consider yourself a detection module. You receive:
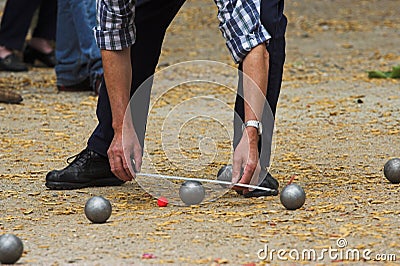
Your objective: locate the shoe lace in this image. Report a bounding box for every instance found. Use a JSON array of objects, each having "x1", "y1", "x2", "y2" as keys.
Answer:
[{"x1": 66, "y1": 149, "x2": 91, "y2": 167}]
